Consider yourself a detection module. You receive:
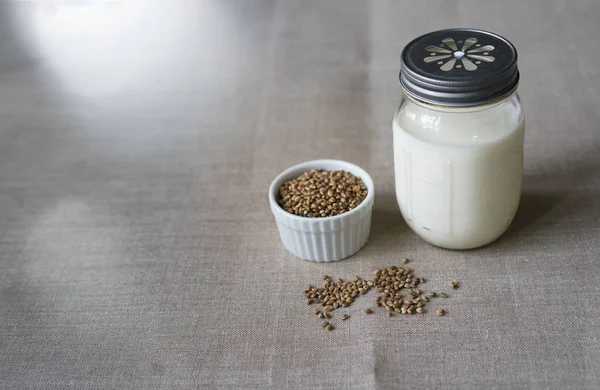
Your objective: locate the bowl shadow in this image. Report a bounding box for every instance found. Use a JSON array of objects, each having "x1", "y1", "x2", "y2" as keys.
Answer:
[{"x1": 359, "y1": 191, "x2": 412, "y2": 257}]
